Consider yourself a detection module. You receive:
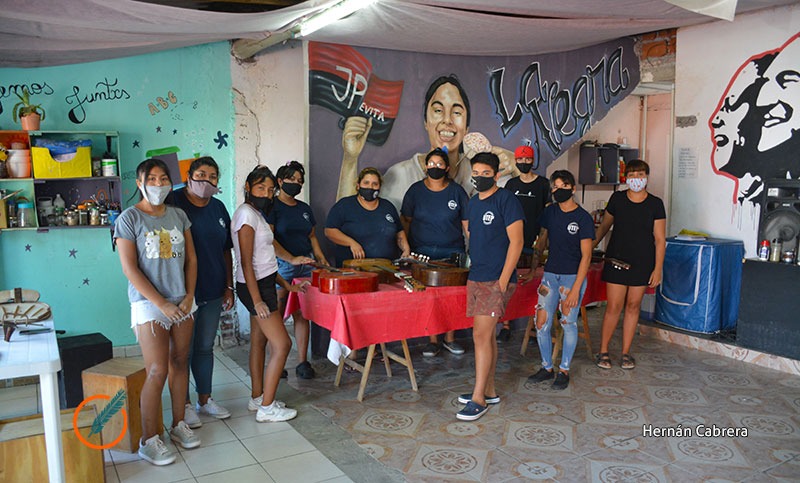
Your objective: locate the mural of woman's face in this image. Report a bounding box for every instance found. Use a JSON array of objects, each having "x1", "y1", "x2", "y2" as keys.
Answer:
[
  {"x1": 424, "y1": 82, "x2": 468, "y2": 154},
  {"x1": 755, "y1": 39, "x2": 800, "y2": 152}
]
